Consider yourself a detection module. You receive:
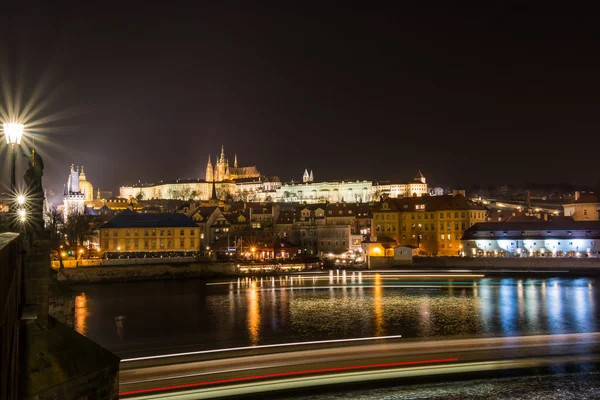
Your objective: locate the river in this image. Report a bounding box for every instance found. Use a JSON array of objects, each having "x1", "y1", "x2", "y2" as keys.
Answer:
[{"x1": 71, "y1": 271, "x2": 599, "y2": 358}]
